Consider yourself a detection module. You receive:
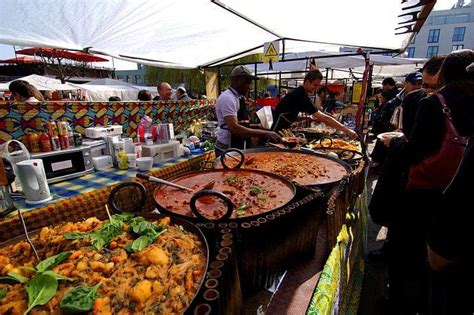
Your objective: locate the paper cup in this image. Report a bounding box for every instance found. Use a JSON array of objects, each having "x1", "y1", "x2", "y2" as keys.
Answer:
[{"x1": 127, "y1": 153, "x2": 137, "y2": 168}]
